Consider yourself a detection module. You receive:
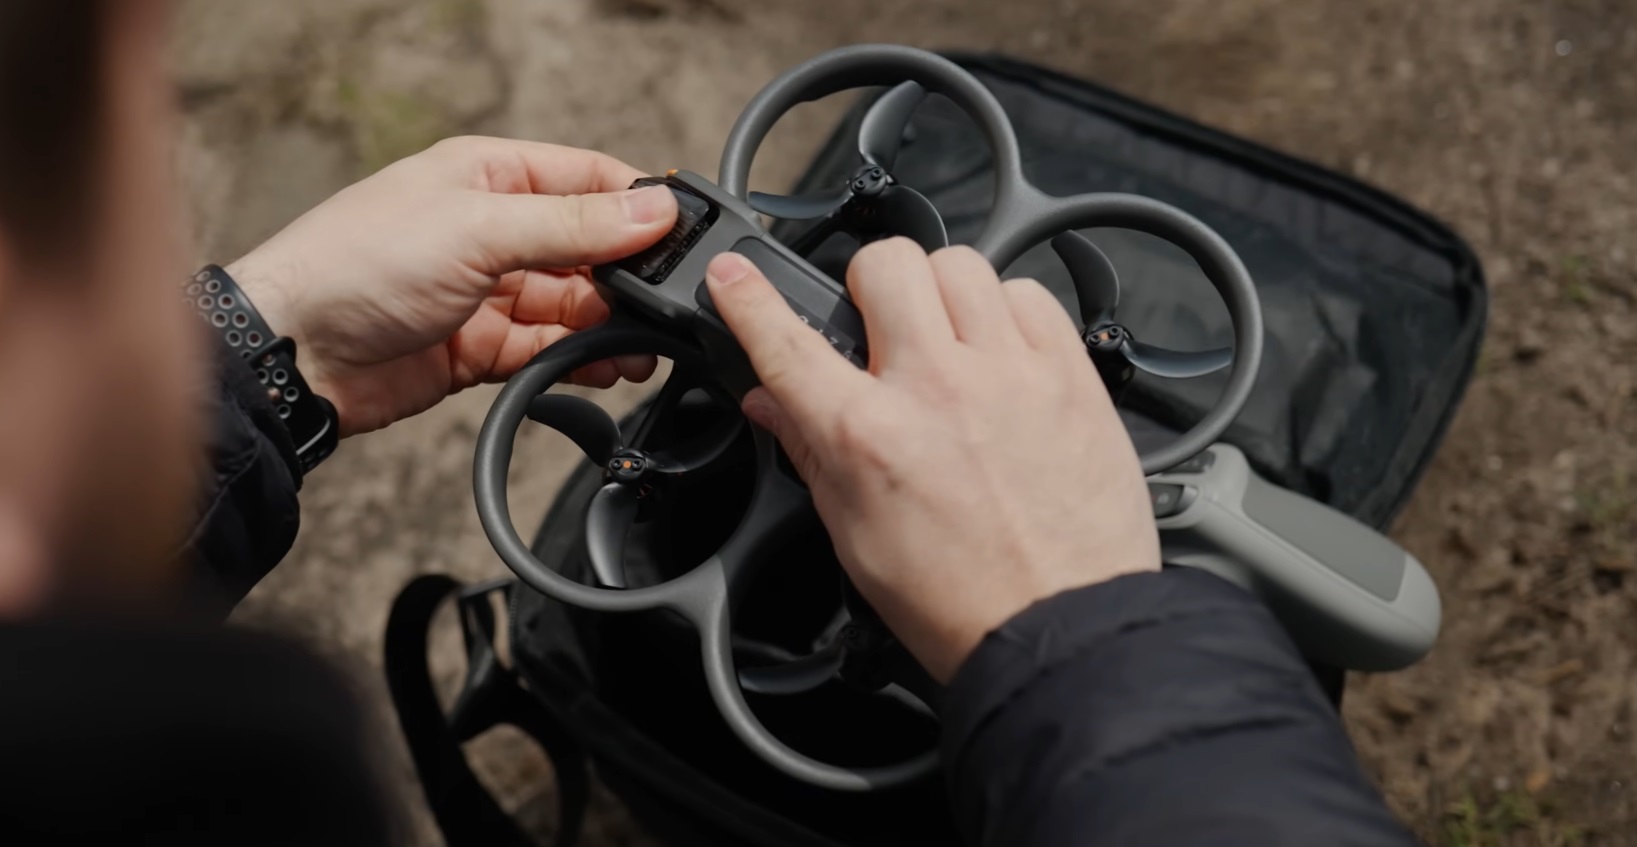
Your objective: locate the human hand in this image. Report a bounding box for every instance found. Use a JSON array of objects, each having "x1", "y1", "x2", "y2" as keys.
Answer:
[
  {"x1": 226, "y1": 137, "x2": 678, "y2": 437},
  {"x1": 704, "y1": 239, "x2": 1161, "y2": 682}
]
